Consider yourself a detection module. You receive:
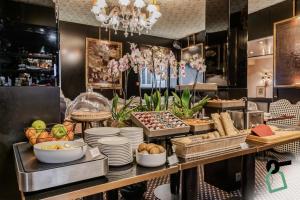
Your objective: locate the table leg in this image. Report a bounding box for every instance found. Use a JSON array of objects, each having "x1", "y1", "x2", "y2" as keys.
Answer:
[
  {"x1": 83, "y1": 193, "x2": 104, "y2": 200},
  {"x1": 241, "y1": 153, "x2": 255, "y2": 200},
  {"x1": 106, "y1": 189, "x2": 118, "y2": 200},
  {"x1": 170, "y1": 172, "x2": 180, "y2": 195},
  {"x1": 181, "y1": 167, "x2": 198, "y2": 200}
]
